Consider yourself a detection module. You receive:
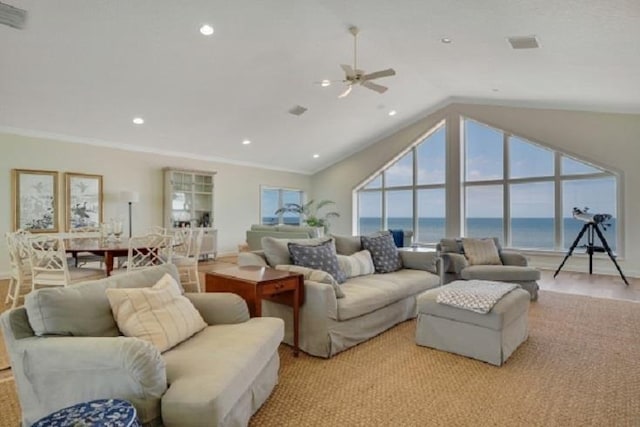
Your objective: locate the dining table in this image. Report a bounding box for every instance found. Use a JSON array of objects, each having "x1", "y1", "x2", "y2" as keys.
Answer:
[{"x1": 64, "y1": 237, "x2": 131, "y2": 276}]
